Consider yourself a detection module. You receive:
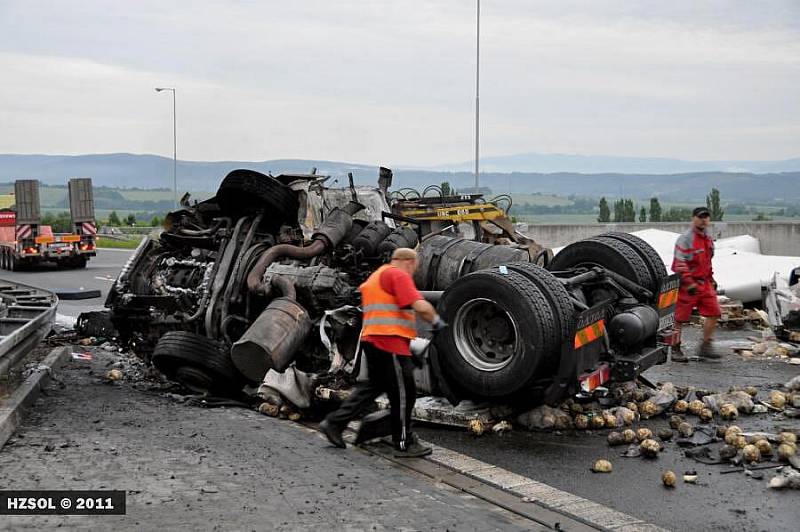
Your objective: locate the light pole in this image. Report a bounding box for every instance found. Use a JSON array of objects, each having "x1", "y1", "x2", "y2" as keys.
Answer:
[
  {"x1": 155, "y1": 87, "x2": 177, "y2": 209},
  {"x1": 474, "y1": 0, "x2": 480, "y2": 192}
]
